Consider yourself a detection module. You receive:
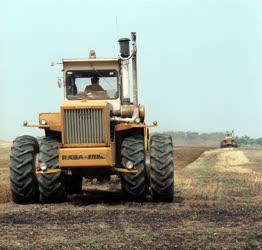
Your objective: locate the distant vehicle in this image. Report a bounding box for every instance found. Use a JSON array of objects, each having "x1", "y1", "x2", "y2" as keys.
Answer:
[{"x1": 220, "y1": 131, "x2": 238, "y2": 148}]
